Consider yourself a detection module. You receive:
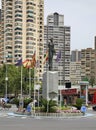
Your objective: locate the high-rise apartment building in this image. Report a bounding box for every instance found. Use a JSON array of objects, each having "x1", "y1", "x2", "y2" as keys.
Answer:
[
  {"x1": 81, "y1": 48, "x2": 95, "y2": 82},
  {"x1": 70, "y1": 50, "x2": 81, "y2": 84},
  {"x1": 94, "y1": 36, "x2": 96, "y2": 50},
  {"x1": 94, "y1": 36, "x2": 96, "y2": 84},
  {"x1": 0, "y1": 0, "x2": 44, "y2": 80},
  {"x1": 44, "y1": 12, "x2": 71, "y2": 85},
  {"x1": 71, "y1": 49, "x2": 81, "y2": 62},
  {"x1": 0, "y1": 9, "x2": 1, "y2": 59},
  {"x1": 0, "y1": 9, "x2": 1, "y2": 21},
  {"x1": 70, "y1": 62, "x2": 81, "y2": 85}
]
